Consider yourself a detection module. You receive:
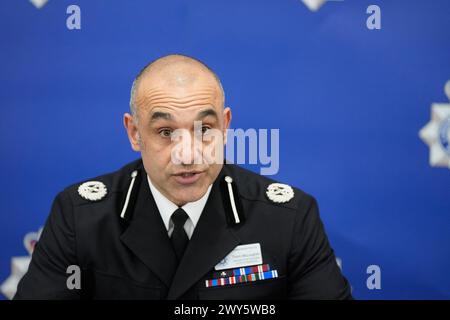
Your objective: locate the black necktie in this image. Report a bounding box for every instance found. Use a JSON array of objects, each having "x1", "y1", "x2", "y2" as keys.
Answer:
[{"x1": 170, "y1": 208, "x2": 189, "y2": 261}]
